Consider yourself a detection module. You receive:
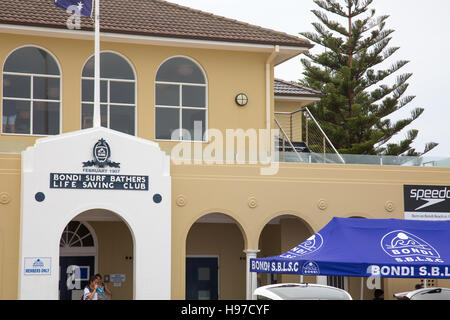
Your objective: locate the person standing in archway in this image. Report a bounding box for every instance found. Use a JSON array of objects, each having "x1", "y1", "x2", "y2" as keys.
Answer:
[
  {"x1": 83, "y1": 275, "x2": 100, "y2": 300},
  {"x1": 95, "y1": 273, "x2": 112, "y2": 300}
]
